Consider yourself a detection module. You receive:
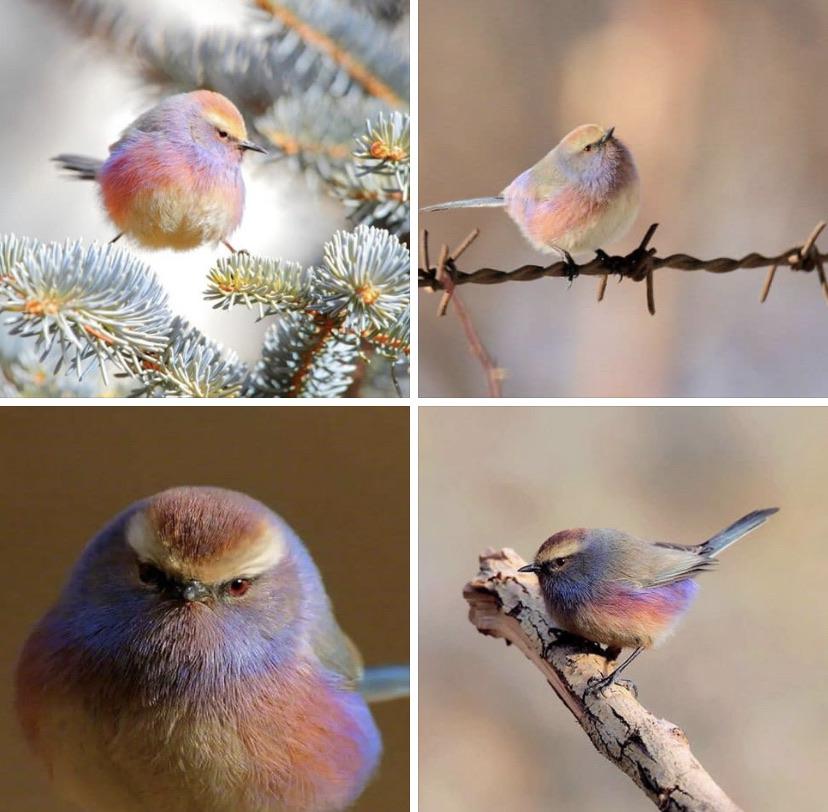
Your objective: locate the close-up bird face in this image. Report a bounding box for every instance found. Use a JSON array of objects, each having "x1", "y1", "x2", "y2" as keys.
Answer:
[
  {"x1": 62, "y1": 487, "x2": 310, "y2": 690},
  {"x1": 558, "y1": 124, "x2": 623, "y2": 175},
  {"x1": 520, "y1": 529, "x2": 591, "y2": 581}
]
